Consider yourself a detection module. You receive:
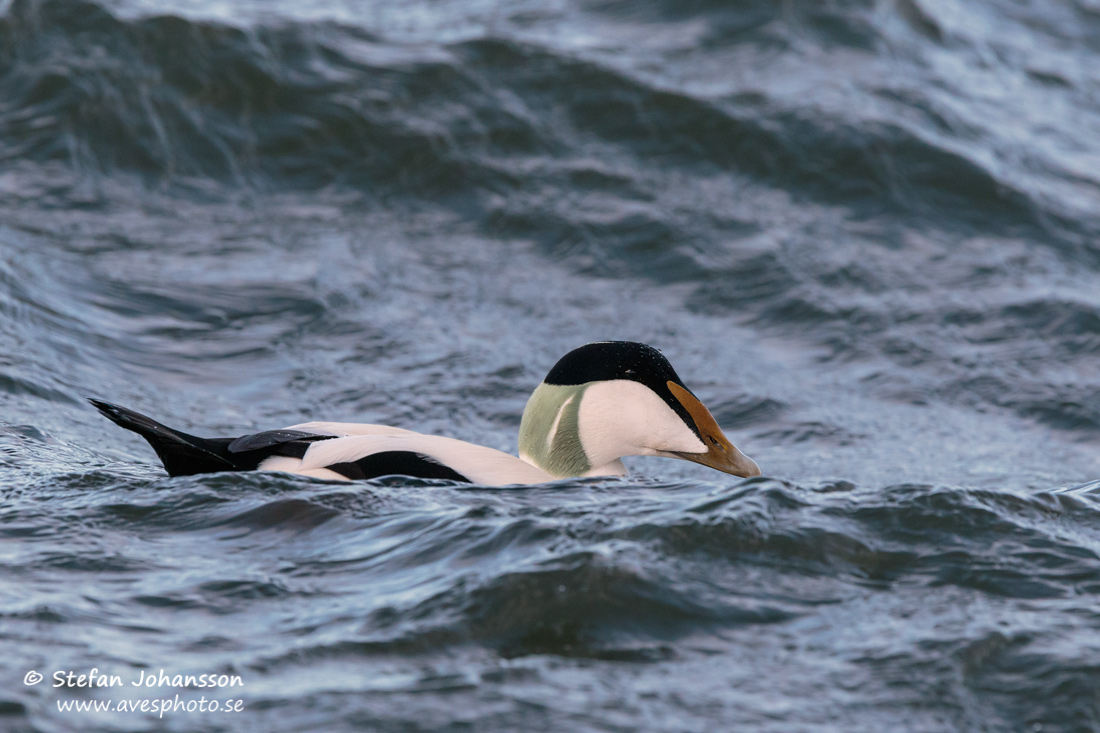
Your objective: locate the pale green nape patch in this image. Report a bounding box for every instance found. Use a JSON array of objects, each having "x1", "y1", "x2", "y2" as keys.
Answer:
[{"x1": 518, "y1": 382, "x2": 591, "y2": 477}]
